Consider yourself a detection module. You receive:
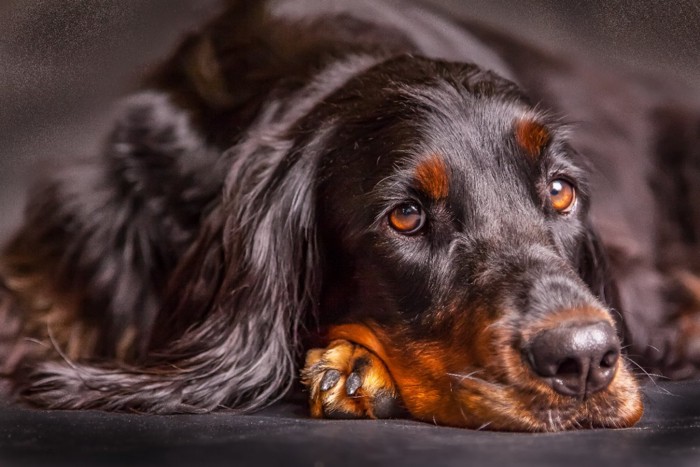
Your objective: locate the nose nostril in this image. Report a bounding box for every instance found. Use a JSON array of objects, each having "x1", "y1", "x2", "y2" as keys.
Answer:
[
  {"x1": 600, "y1": 350, "x2": 619, "y2": 369},
  {"x1": 555, "y1": 358, "x2": 580, "y2": 377}
]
